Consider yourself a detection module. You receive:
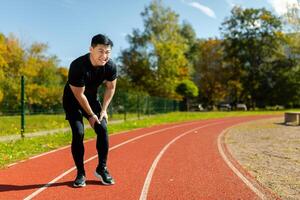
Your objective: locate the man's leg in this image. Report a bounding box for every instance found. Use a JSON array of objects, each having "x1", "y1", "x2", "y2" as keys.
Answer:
[
  {"x1": 94, "y1": 119, "x2": 115, "y2": 185},
  {"x1": 94, "y1": 119, "x2": 109, "y2": 169},
  {"x1": 68, "y1": 119, "x2": 86, "y2": 187}
]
